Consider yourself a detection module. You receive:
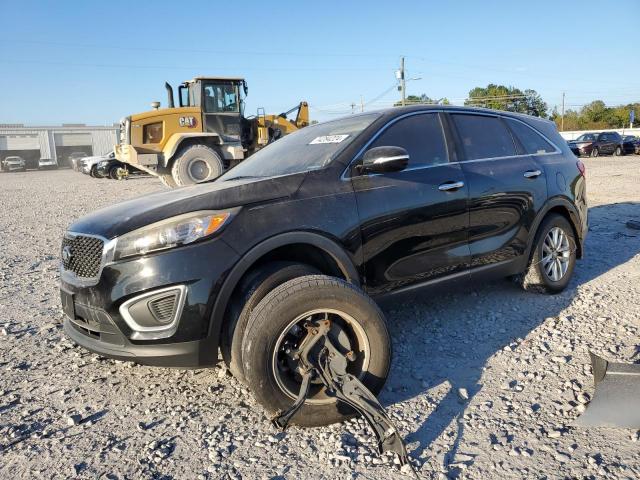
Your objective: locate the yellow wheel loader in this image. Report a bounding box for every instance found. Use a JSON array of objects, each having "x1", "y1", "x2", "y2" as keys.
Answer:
[{"x1": 114, "y1": 77, "x2": 309, "y2": 187}]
